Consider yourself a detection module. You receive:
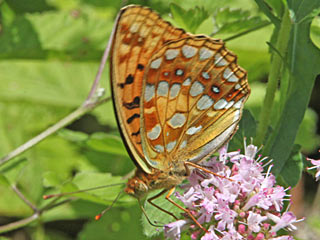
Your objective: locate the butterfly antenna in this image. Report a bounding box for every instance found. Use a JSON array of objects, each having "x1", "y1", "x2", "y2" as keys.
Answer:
[
  {"x1": 95, "y1": 189, "x2": 124, "y2": 220},
  {"x1": 43, "y1": 183, "x2": 125, "y2": 200},
  {"x1": 138, "y1": 198, "x2": 163, "y2": 227}
]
